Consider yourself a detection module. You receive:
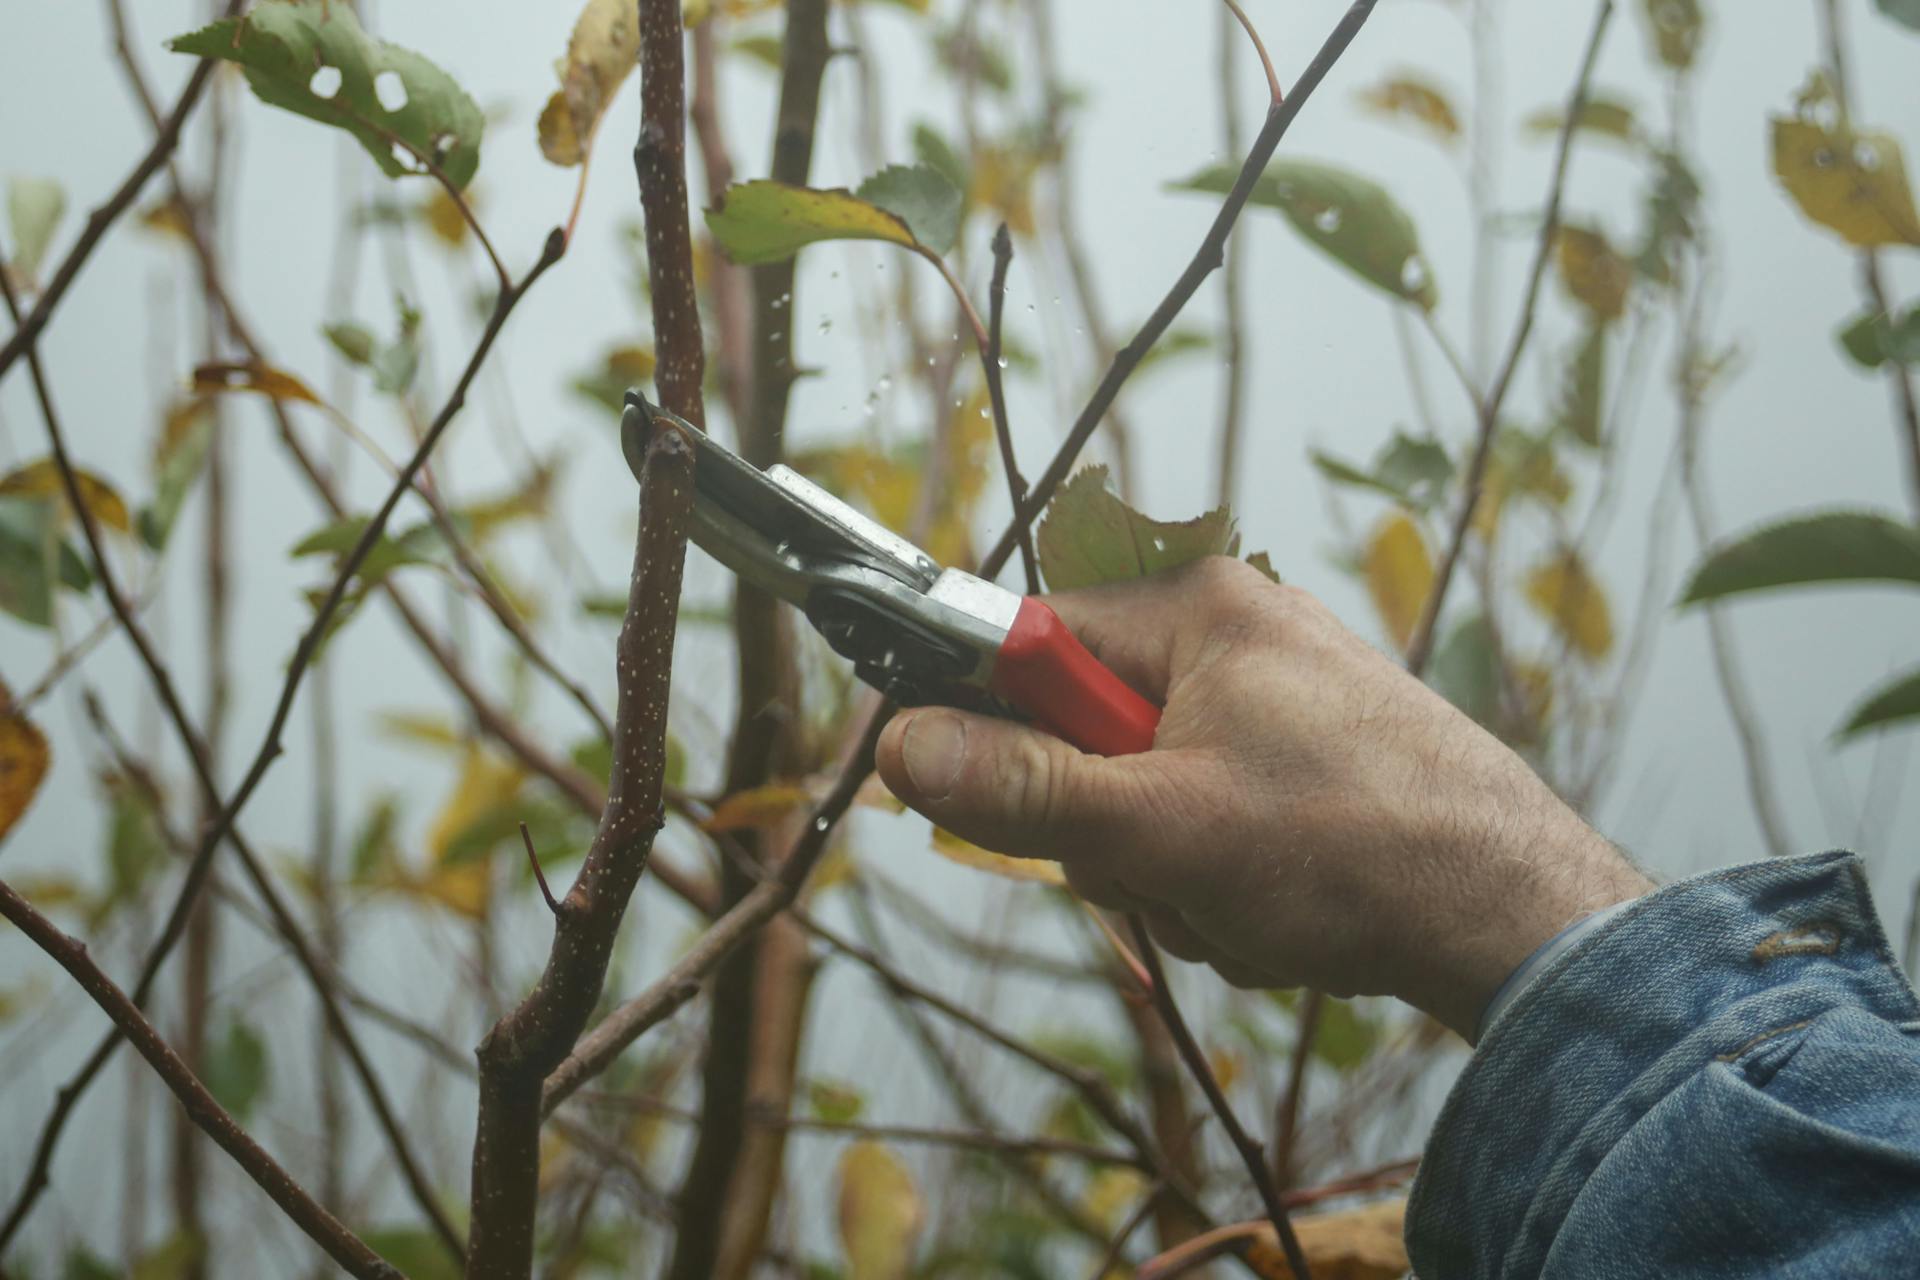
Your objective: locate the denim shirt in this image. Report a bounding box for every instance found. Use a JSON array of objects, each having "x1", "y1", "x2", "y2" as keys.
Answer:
[{"x1": 1407, "y1": 851, "x2": 1920, "y2": 1278}]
